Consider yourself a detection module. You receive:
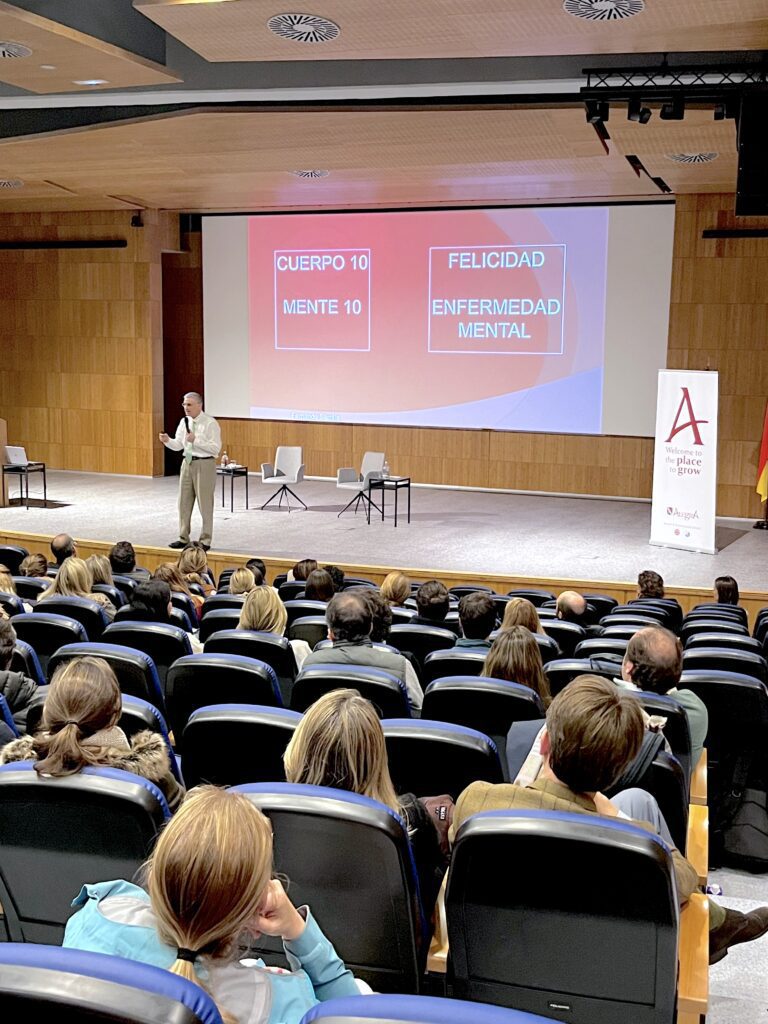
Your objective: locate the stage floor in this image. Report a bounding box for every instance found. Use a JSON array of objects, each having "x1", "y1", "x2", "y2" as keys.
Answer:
[{"x1": 1, "y1": 470, "x2": 765, "y2": 591}]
